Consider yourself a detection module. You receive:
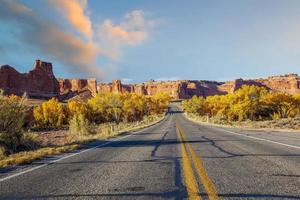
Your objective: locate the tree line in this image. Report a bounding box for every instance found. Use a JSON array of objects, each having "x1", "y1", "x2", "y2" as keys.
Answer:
[
  {"x1": 0, "y1": 91, "x2": 170, "y2": 154},
  {"x1": 182, "y1": 85, "x2": 300, "y2": 121},
  {"x1": 33, "y1": 92, "x2": 170, "y2": 128}
]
